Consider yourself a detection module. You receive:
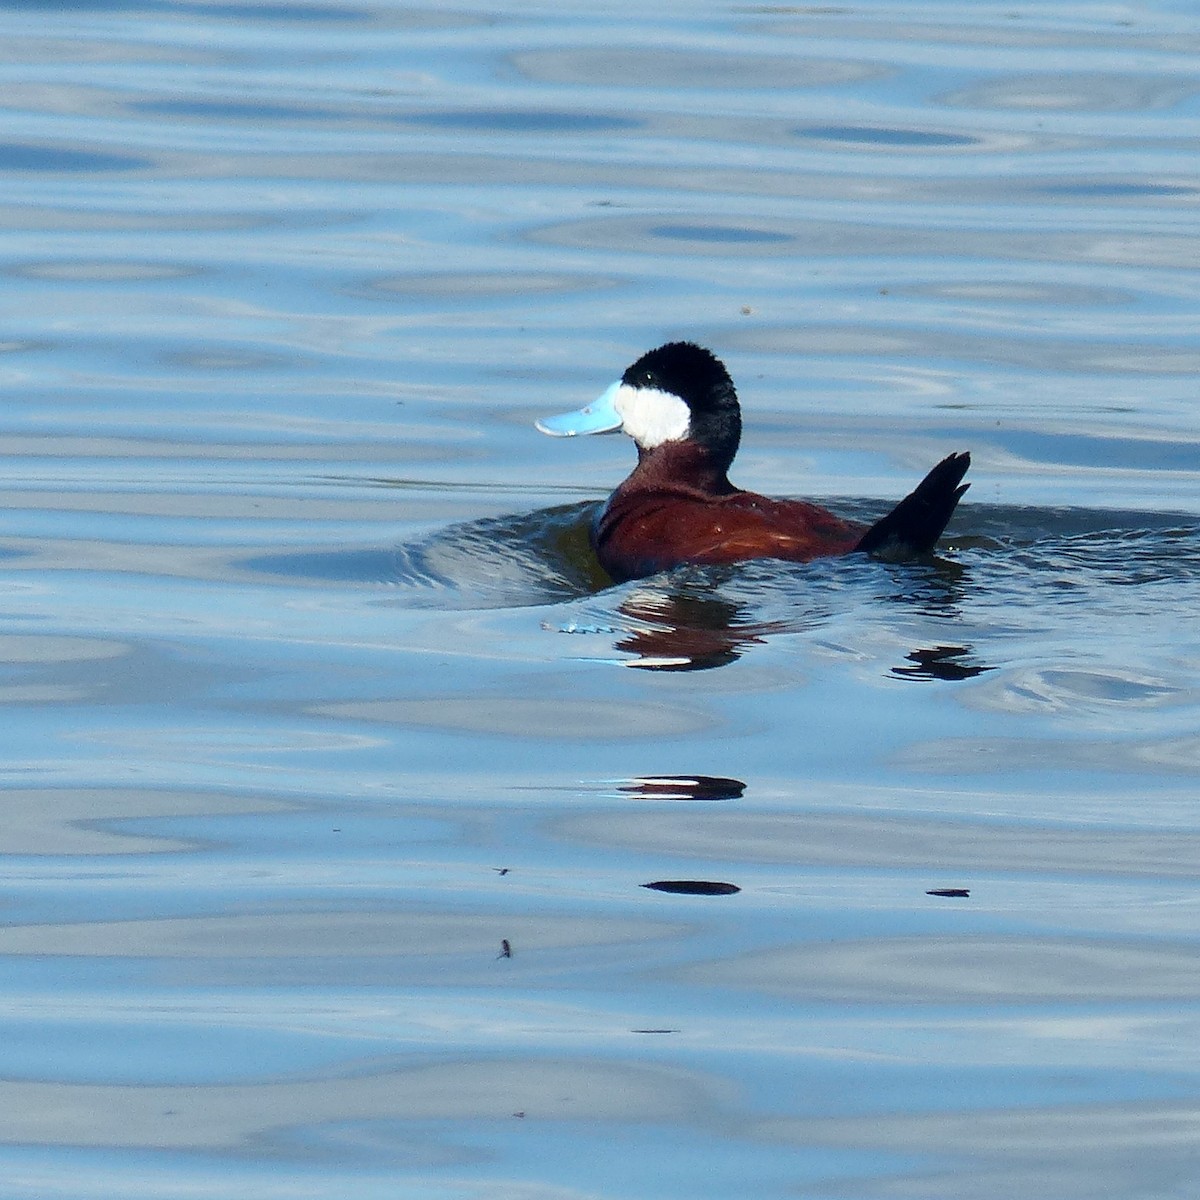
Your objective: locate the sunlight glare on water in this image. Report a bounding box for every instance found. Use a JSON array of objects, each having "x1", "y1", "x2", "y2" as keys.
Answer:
[{"x1": 1, "y1": 1, "x2": 1200, "y2": 1198}]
